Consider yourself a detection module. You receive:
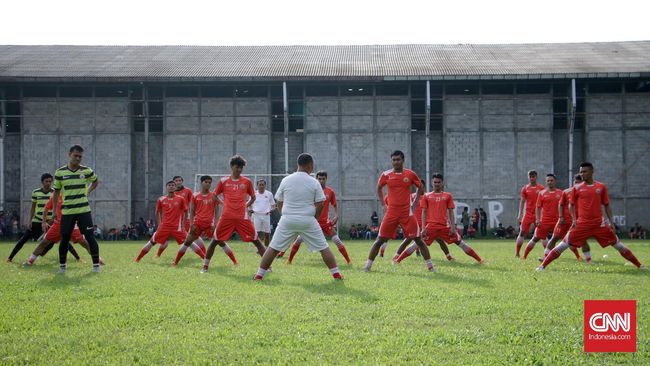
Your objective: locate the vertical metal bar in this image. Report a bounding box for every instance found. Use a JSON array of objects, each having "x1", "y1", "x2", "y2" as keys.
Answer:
[
  {"x1": 425, "y1": 81, "x2": 431, "y2": 192},
  {"x1": 143, "y1": 85, "x2": 150, "y2": 218},
  {"x1": 283, "y1": 81, "x2": 289, "y2": 174},
  {"x1": 0, "y1": 88, "x2": 5, "y2": 211},
  {"x1": 568, "y1": 79, "x2": 576, "y2": 187}
]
